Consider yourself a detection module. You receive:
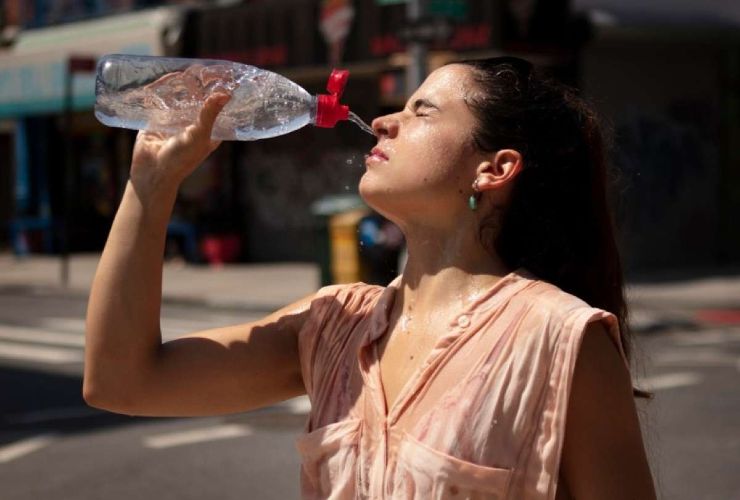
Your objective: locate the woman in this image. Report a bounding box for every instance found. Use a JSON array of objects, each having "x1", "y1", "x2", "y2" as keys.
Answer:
[{"x1": 84, "y1": 57, "x2": 657, "y2": 499}]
